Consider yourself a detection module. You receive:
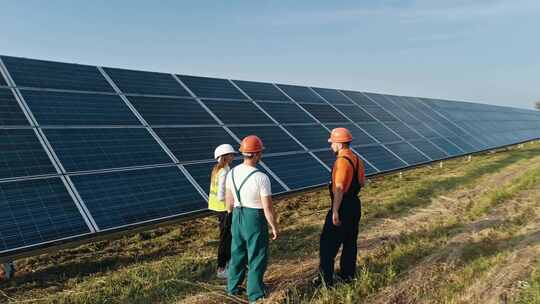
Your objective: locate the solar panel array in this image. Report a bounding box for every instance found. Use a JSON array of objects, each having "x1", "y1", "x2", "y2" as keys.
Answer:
[{"x1": 1, "y1": 55, "x2": 539, "y2": 258}]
